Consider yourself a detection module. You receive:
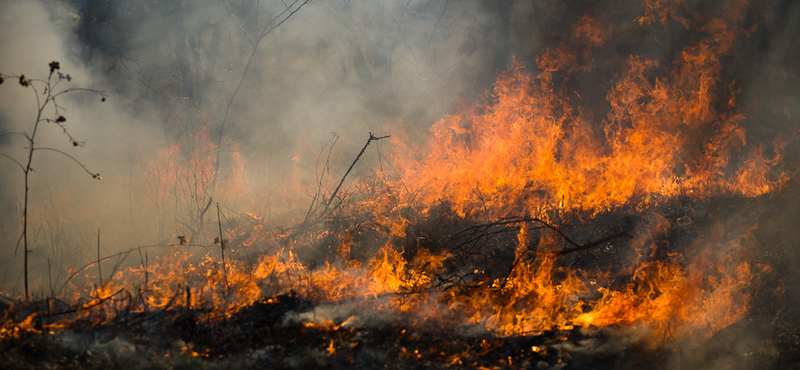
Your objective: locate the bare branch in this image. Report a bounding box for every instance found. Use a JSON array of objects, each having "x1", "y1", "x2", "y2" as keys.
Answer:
[
  {"x1": 0, "y1": 132, "x2": 30, "y2": 140},
  {"x1": 0, "y1": 153, "x2": 25, "y2": 172},
  {"x1": 319, "y1": 132, "x2": 391, "y2": 219},
  {"x1": 220, "y1": 0, "x2": 256, "y2": 47},
  {"x1": 52, "y1": 86, "x2": 106, "y2": 100},
  {"x1": 259, "y1": 0, "x2": 311, "y2": 40},
  {"x1": 35, "y1": 147, "x2": 101, "y2": 179},
  {"x1": 375, "y1": 0, "x2": 417, "y2": 63}
]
